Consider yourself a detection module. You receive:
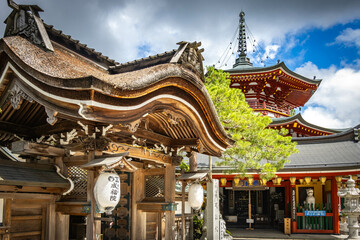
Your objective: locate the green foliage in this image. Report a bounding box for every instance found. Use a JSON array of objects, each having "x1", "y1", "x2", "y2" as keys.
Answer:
[
  {"x1": 193, "y1": 215, "x2": 204, "y2": 239},
  {"x1": 205, "y1": 66, "x2": 298, "y2": 180},
  {"x1": 180, "y1": 160, "x2": 190, "y2": 172}
]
